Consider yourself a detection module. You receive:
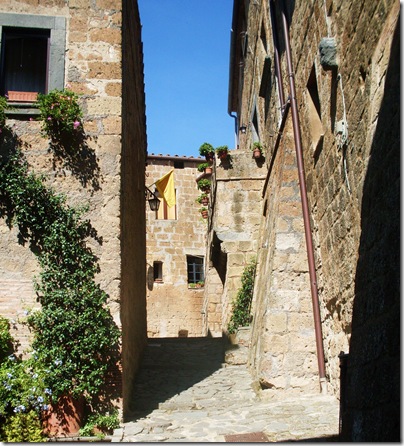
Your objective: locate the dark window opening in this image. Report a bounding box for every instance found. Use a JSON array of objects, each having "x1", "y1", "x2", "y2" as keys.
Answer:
[
  {"x1": 174, "y1": 161, "x2": 184, "y2": 169},
  {"x1": 307, "y1": 65, "x2": 321, "y2": 118},
  {"x1": 153, "y1": 261, "x2": 163, "y2": 282},
  {"x1": 0, "y1": 27, "x2": 50, "y2": 98},
  {"x1": 187, "y1": 255, "x2": 204, "y2": 284}
]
